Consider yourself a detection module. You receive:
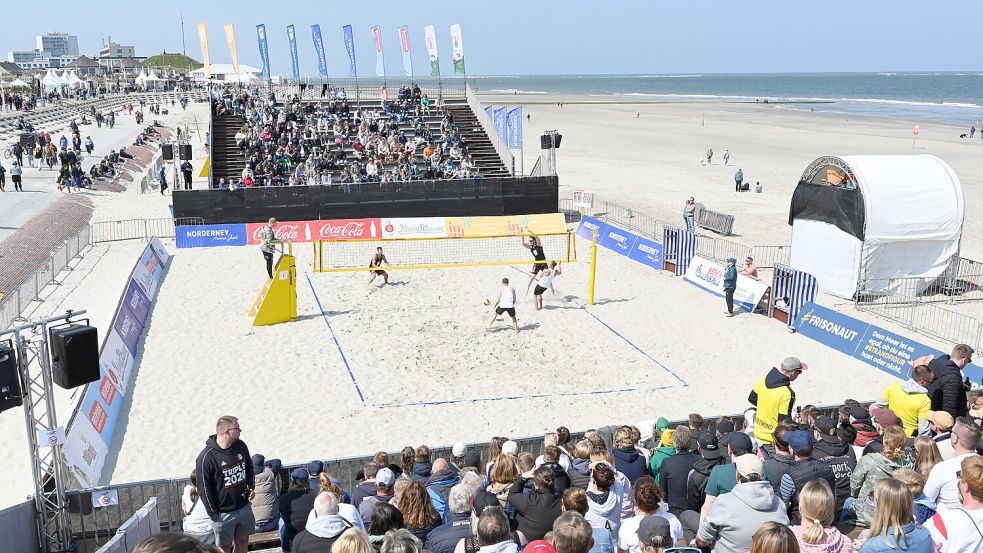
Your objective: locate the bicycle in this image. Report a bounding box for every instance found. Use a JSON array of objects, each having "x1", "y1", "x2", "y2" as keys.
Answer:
[{"x1": 2, "y1": 145, "x2": 14, "y2": 159}]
